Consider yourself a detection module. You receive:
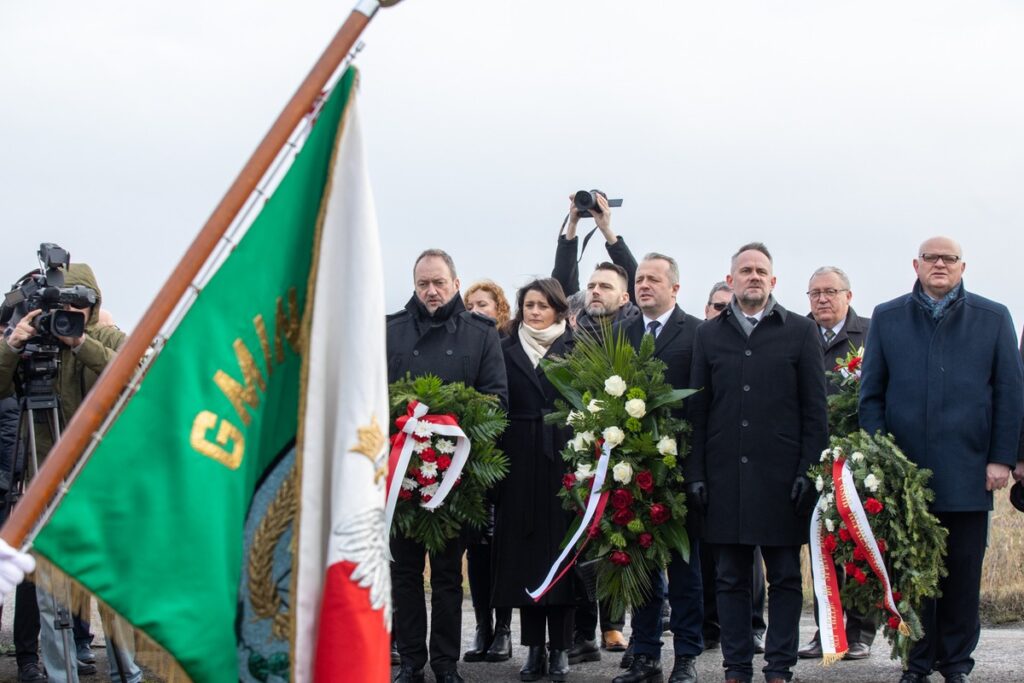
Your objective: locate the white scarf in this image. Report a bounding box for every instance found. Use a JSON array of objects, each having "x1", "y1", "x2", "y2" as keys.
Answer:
[{"x1": 518, "y1": 320, "x2": 567, "y2": 368}]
